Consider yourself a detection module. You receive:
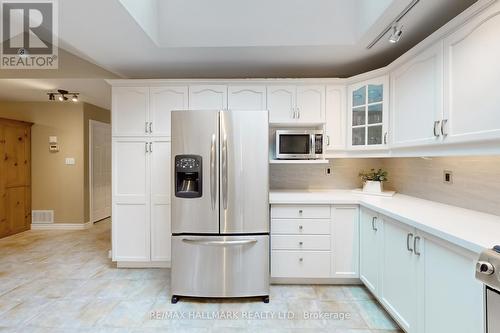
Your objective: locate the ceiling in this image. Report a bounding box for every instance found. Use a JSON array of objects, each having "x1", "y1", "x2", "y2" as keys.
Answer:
[{"x1": 57, "y1": 0, "x2": 477, "y2": 79}]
